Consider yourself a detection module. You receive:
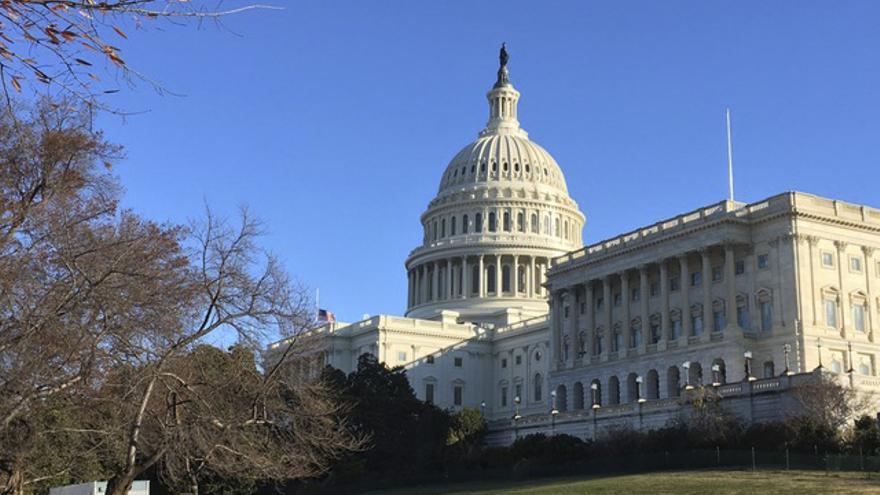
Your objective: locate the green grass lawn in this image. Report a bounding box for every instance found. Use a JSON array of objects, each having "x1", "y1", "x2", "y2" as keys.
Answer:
[{"x1": 365, "y1": 470, "x2": 880, "y2": 494}]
